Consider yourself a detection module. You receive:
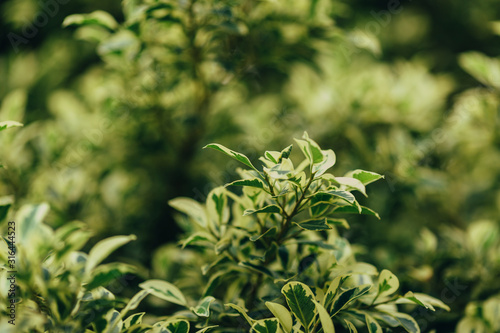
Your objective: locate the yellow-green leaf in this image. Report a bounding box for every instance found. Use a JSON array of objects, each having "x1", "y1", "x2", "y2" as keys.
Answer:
[
  {"x1": 315, "y1": 301, "x2": 335, "y2": 333},
  {"x1": 139, "y1": 280, "x2": 187, "y2": 306},
  {"x1": 266, "y1": 302, "x2": 293, "y2": 333}
]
